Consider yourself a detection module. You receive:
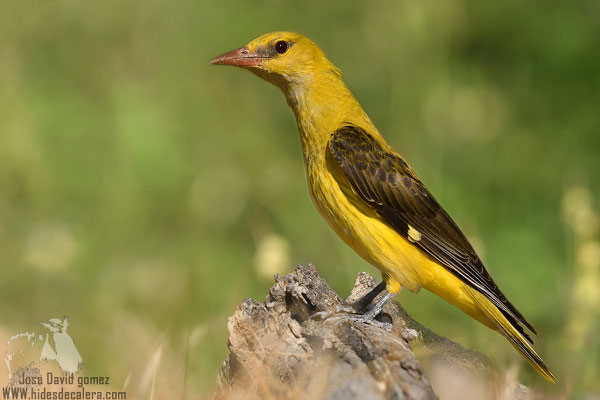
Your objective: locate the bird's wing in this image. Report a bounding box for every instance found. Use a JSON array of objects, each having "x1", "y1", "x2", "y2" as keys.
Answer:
[{"x1": 328, "y1": 124, "x2": 536, "y2": 340}]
